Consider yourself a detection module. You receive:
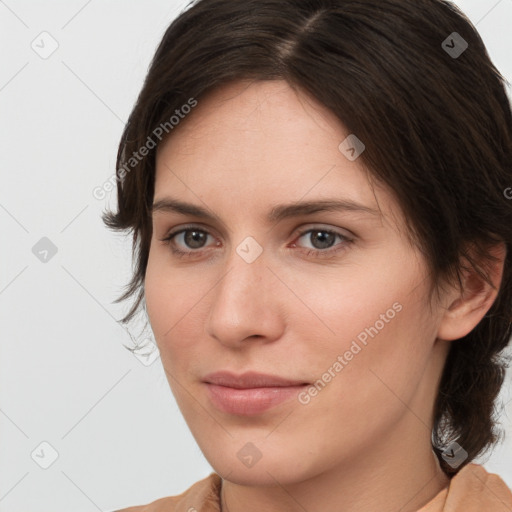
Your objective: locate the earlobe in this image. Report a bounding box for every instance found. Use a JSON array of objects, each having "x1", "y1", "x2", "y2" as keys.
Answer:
[{"x1": 436, "y1": 242, "x2": 507, "y2": 341}]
